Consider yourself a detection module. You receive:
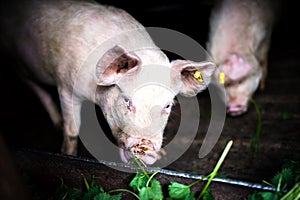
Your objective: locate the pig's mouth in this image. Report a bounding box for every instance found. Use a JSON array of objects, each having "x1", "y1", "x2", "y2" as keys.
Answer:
[
  {"x1": 226, "y1": 105, "x2": 247, "y2": 116},
  {"x1": 119, "y1": 139, "x2": 159, "y2": 165}
]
